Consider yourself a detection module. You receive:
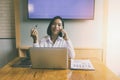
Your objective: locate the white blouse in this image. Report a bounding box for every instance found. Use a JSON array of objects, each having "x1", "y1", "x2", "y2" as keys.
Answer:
[{"x1": 33, "y1": 36, "x2": 75, "y2": 58}]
